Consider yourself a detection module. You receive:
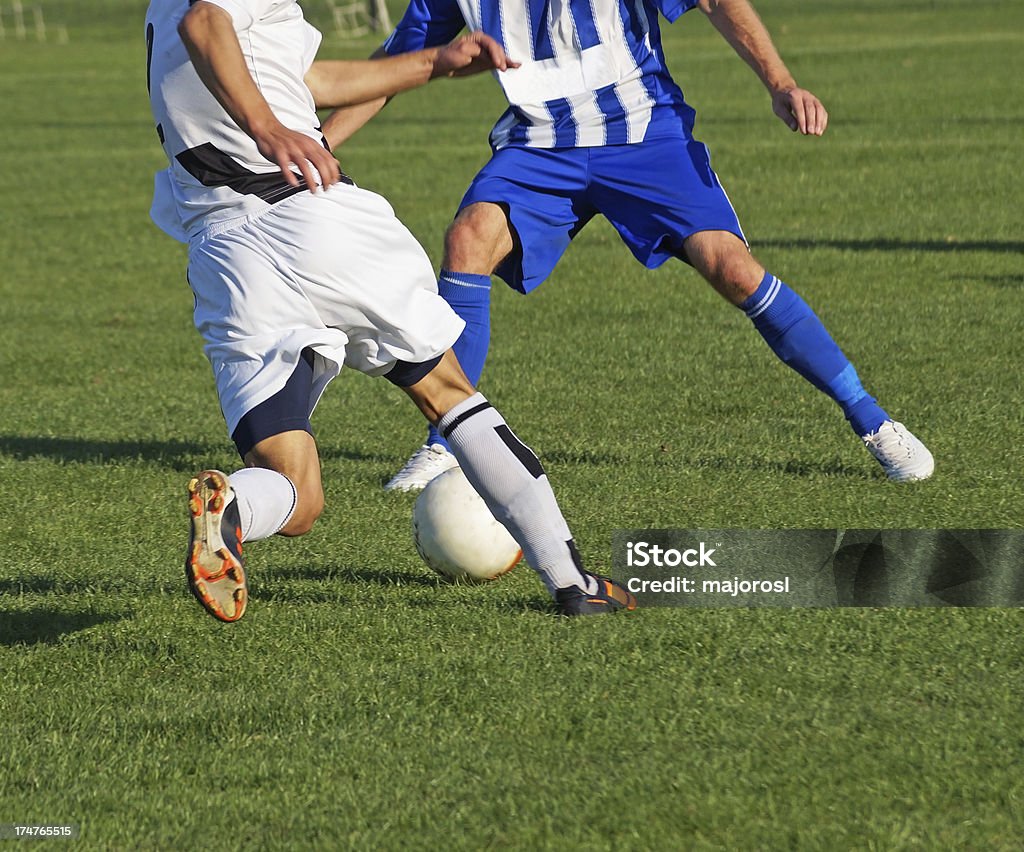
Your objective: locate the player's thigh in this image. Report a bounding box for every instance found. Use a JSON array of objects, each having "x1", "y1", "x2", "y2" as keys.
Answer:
[
  {"x1": 261, "y1": 185, "x2": 463, "y2": 379},
  {"x1": 188, "y1": 220, "x2": 325, "y2": 337},
  {"x1": 188, "y1": 225, "x2": 350, "y2": 446},
  {"x1": 590, "y1": 138, "x2": 748, "y2": 271},
  {"x1": 245, "y1": 429, "x2": 324, "y2": 536},
  {"x1": 458, "y1": 147, "x2": 593, "y2": 293},
  {"x1": 262, "y1": 184, "x2": 434, "y2": 311}
]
